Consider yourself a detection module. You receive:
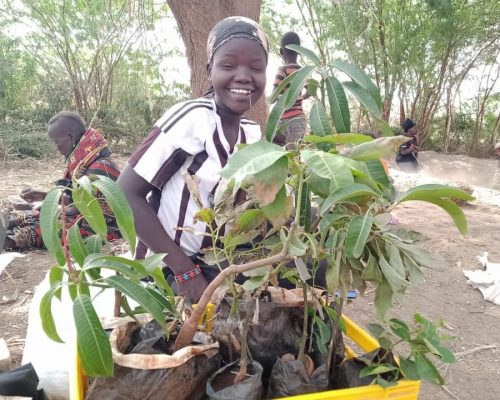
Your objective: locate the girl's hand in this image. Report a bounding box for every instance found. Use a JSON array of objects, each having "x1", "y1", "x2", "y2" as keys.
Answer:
[{"x1": 177, "y1": 273, "x2": 209, "y2": 303}]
